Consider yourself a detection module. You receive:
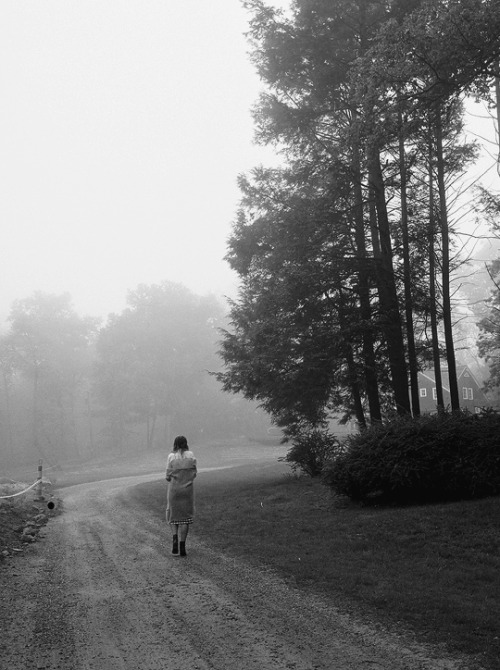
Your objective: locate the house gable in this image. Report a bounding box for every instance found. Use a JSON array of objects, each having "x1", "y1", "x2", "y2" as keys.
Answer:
[{"x1": 417, "y1": 366, "x2": 489, "y2": 413}]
